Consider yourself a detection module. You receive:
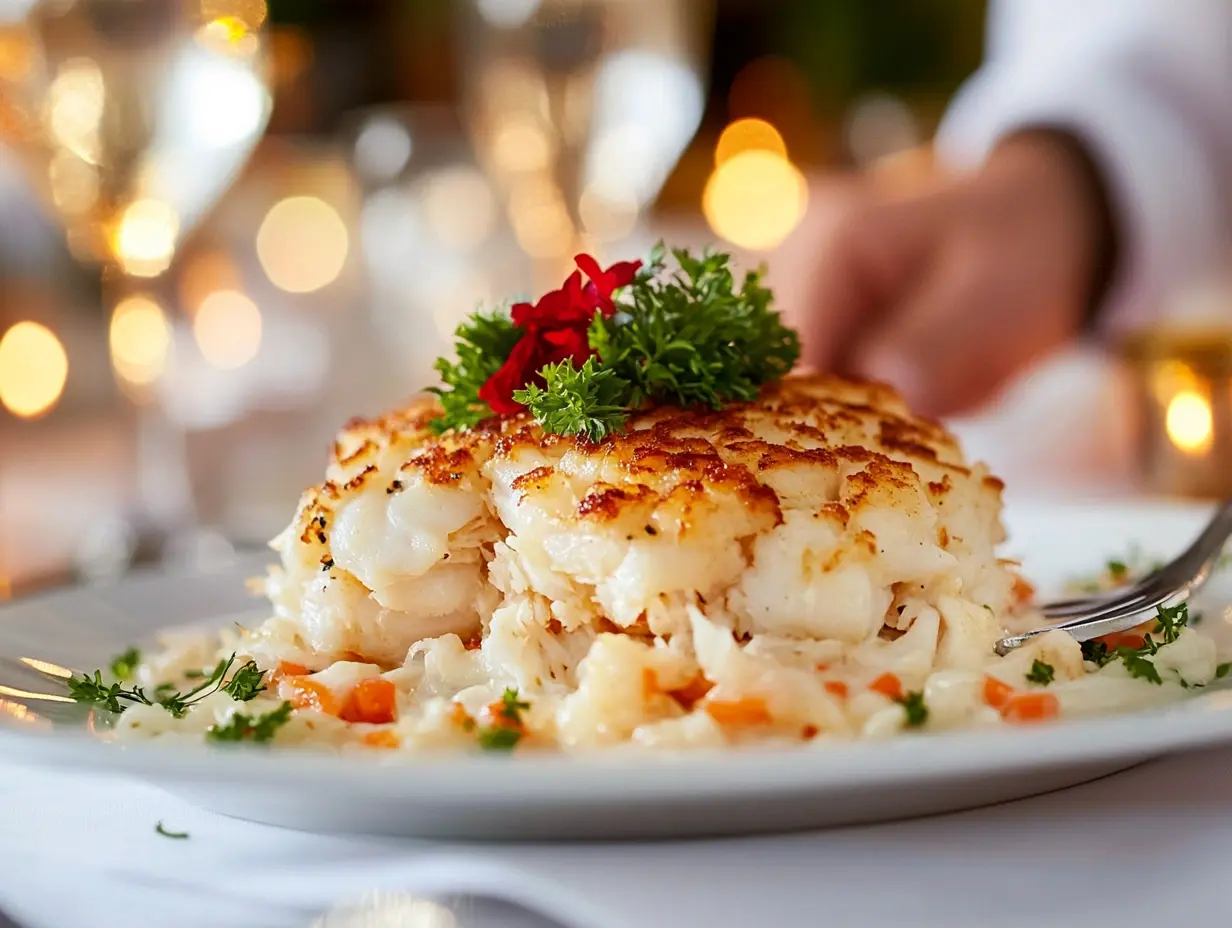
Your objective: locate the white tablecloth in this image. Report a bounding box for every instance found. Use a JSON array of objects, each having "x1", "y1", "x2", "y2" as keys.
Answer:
[{"x1": 3, "y1": 744, "x2": 1232, "y2": 928}]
